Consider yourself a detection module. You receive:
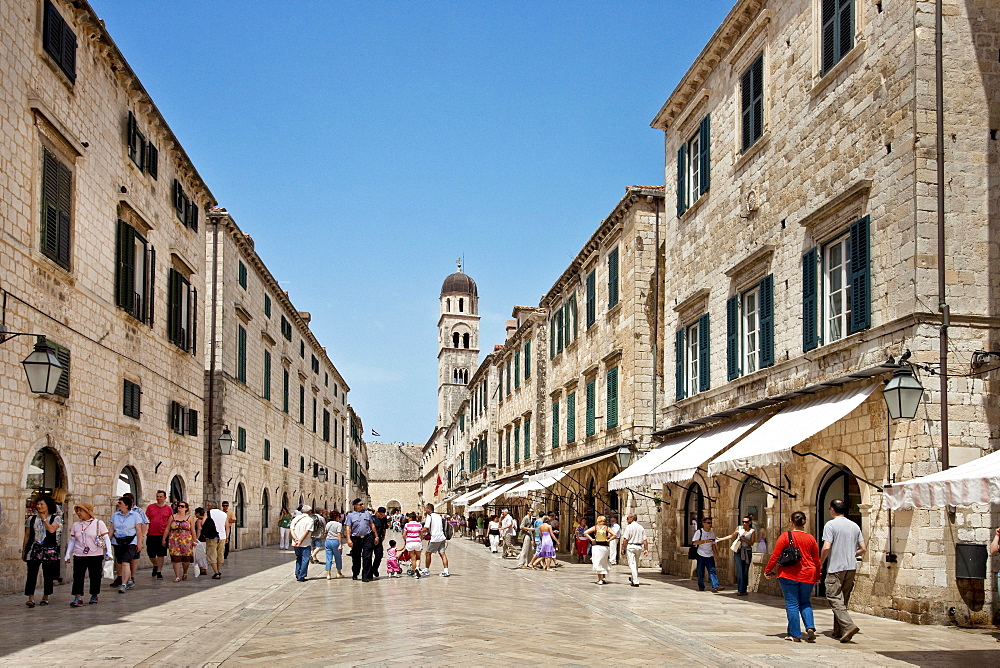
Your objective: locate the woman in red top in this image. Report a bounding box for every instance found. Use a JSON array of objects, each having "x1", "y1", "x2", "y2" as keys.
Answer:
[{"x1": 764, "y1": 511, "x2": 820, "y2": 642}]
